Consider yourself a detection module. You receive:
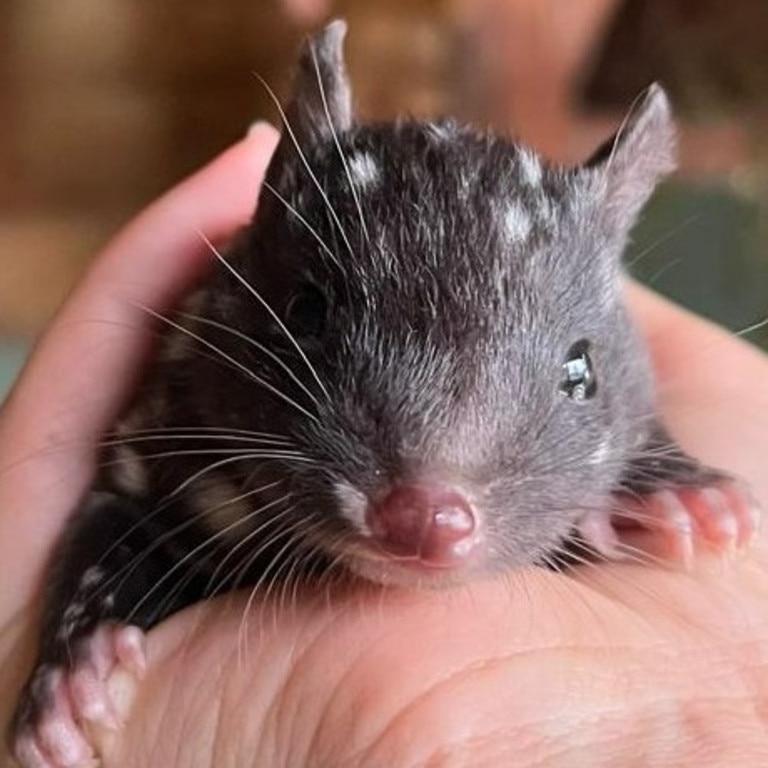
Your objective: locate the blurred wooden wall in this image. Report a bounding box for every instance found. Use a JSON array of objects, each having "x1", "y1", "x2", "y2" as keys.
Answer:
[
  {"x1": 0, "y1": 0, "x2": 764, "y2": 342},
  {"x1": 0, "y1": 0, "x2": 455, "y2": 337}
]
